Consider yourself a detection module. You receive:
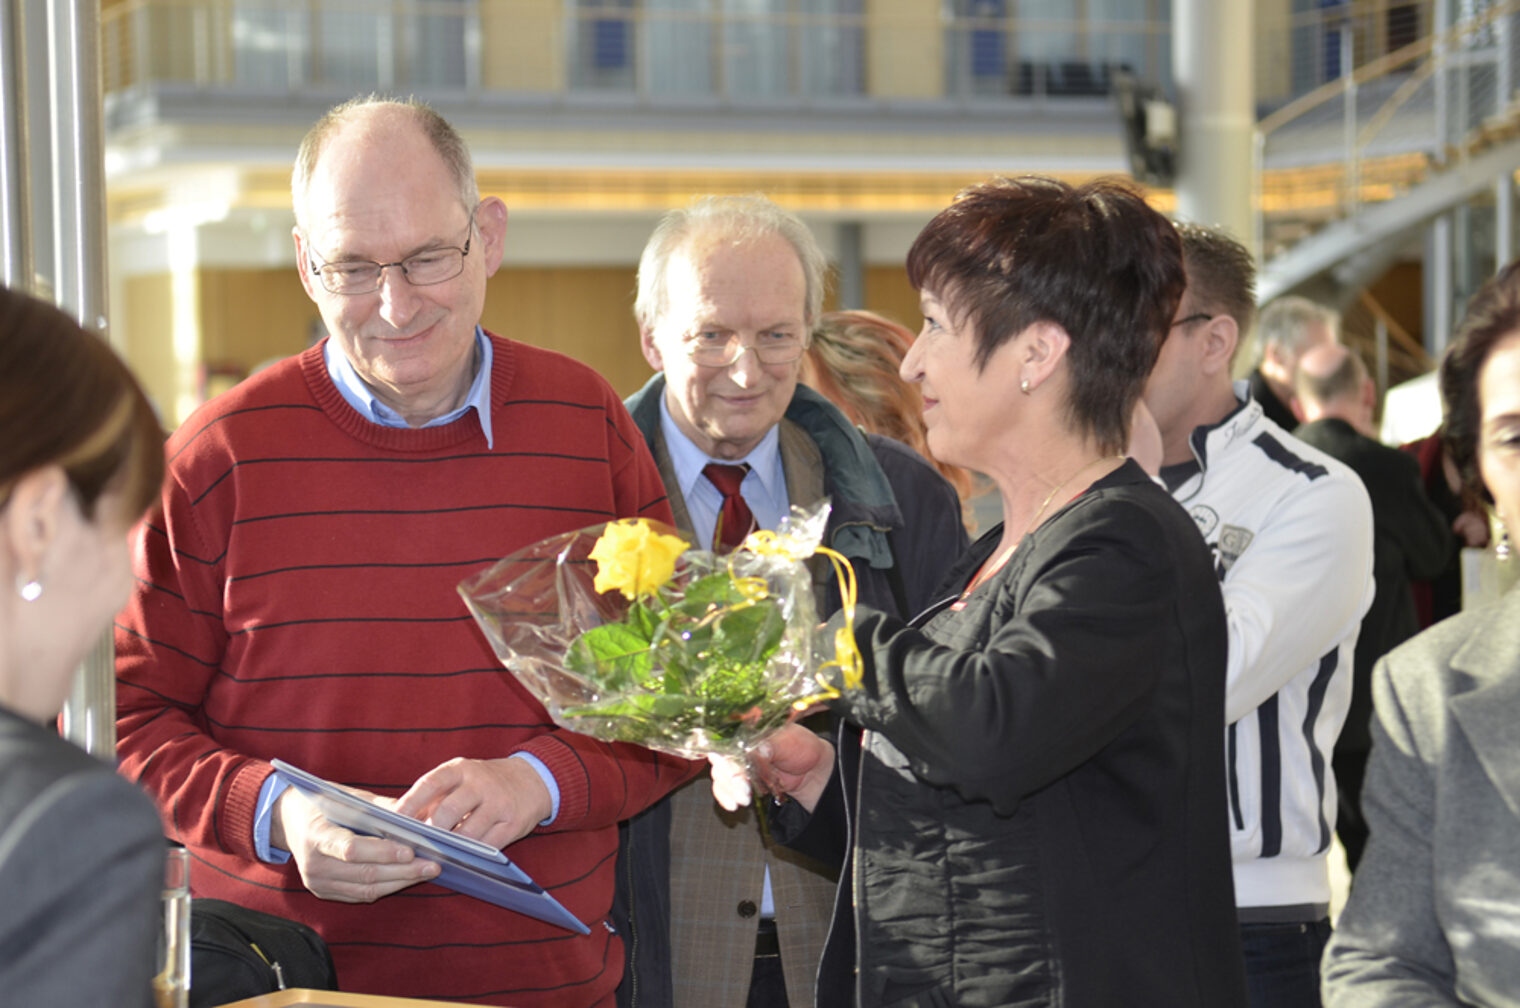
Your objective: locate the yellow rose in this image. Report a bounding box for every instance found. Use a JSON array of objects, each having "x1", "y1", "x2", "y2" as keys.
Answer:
[{"x1": 589, "y1": 519, "x2": 690, "y2": 600}]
